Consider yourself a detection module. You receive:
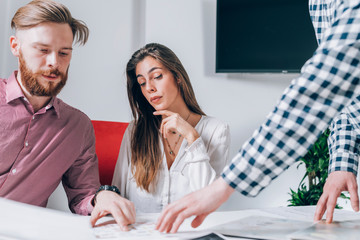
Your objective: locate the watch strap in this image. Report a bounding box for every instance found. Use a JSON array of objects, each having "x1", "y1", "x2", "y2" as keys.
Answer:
[{"x1": 93, "y1": 185, "x2": 121, "y2": 206}]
